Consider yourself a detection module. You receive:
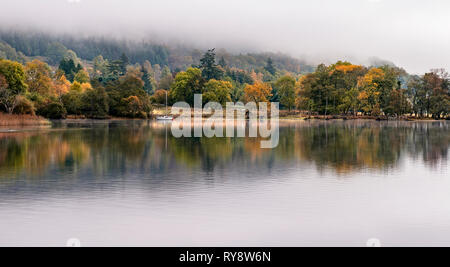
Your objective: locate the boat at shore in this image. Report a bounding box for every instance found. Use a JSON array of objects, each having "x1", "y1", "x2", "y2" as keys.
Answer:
[{"x1": 156, "y1": 90, "x2": 173, "y2": 121}]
